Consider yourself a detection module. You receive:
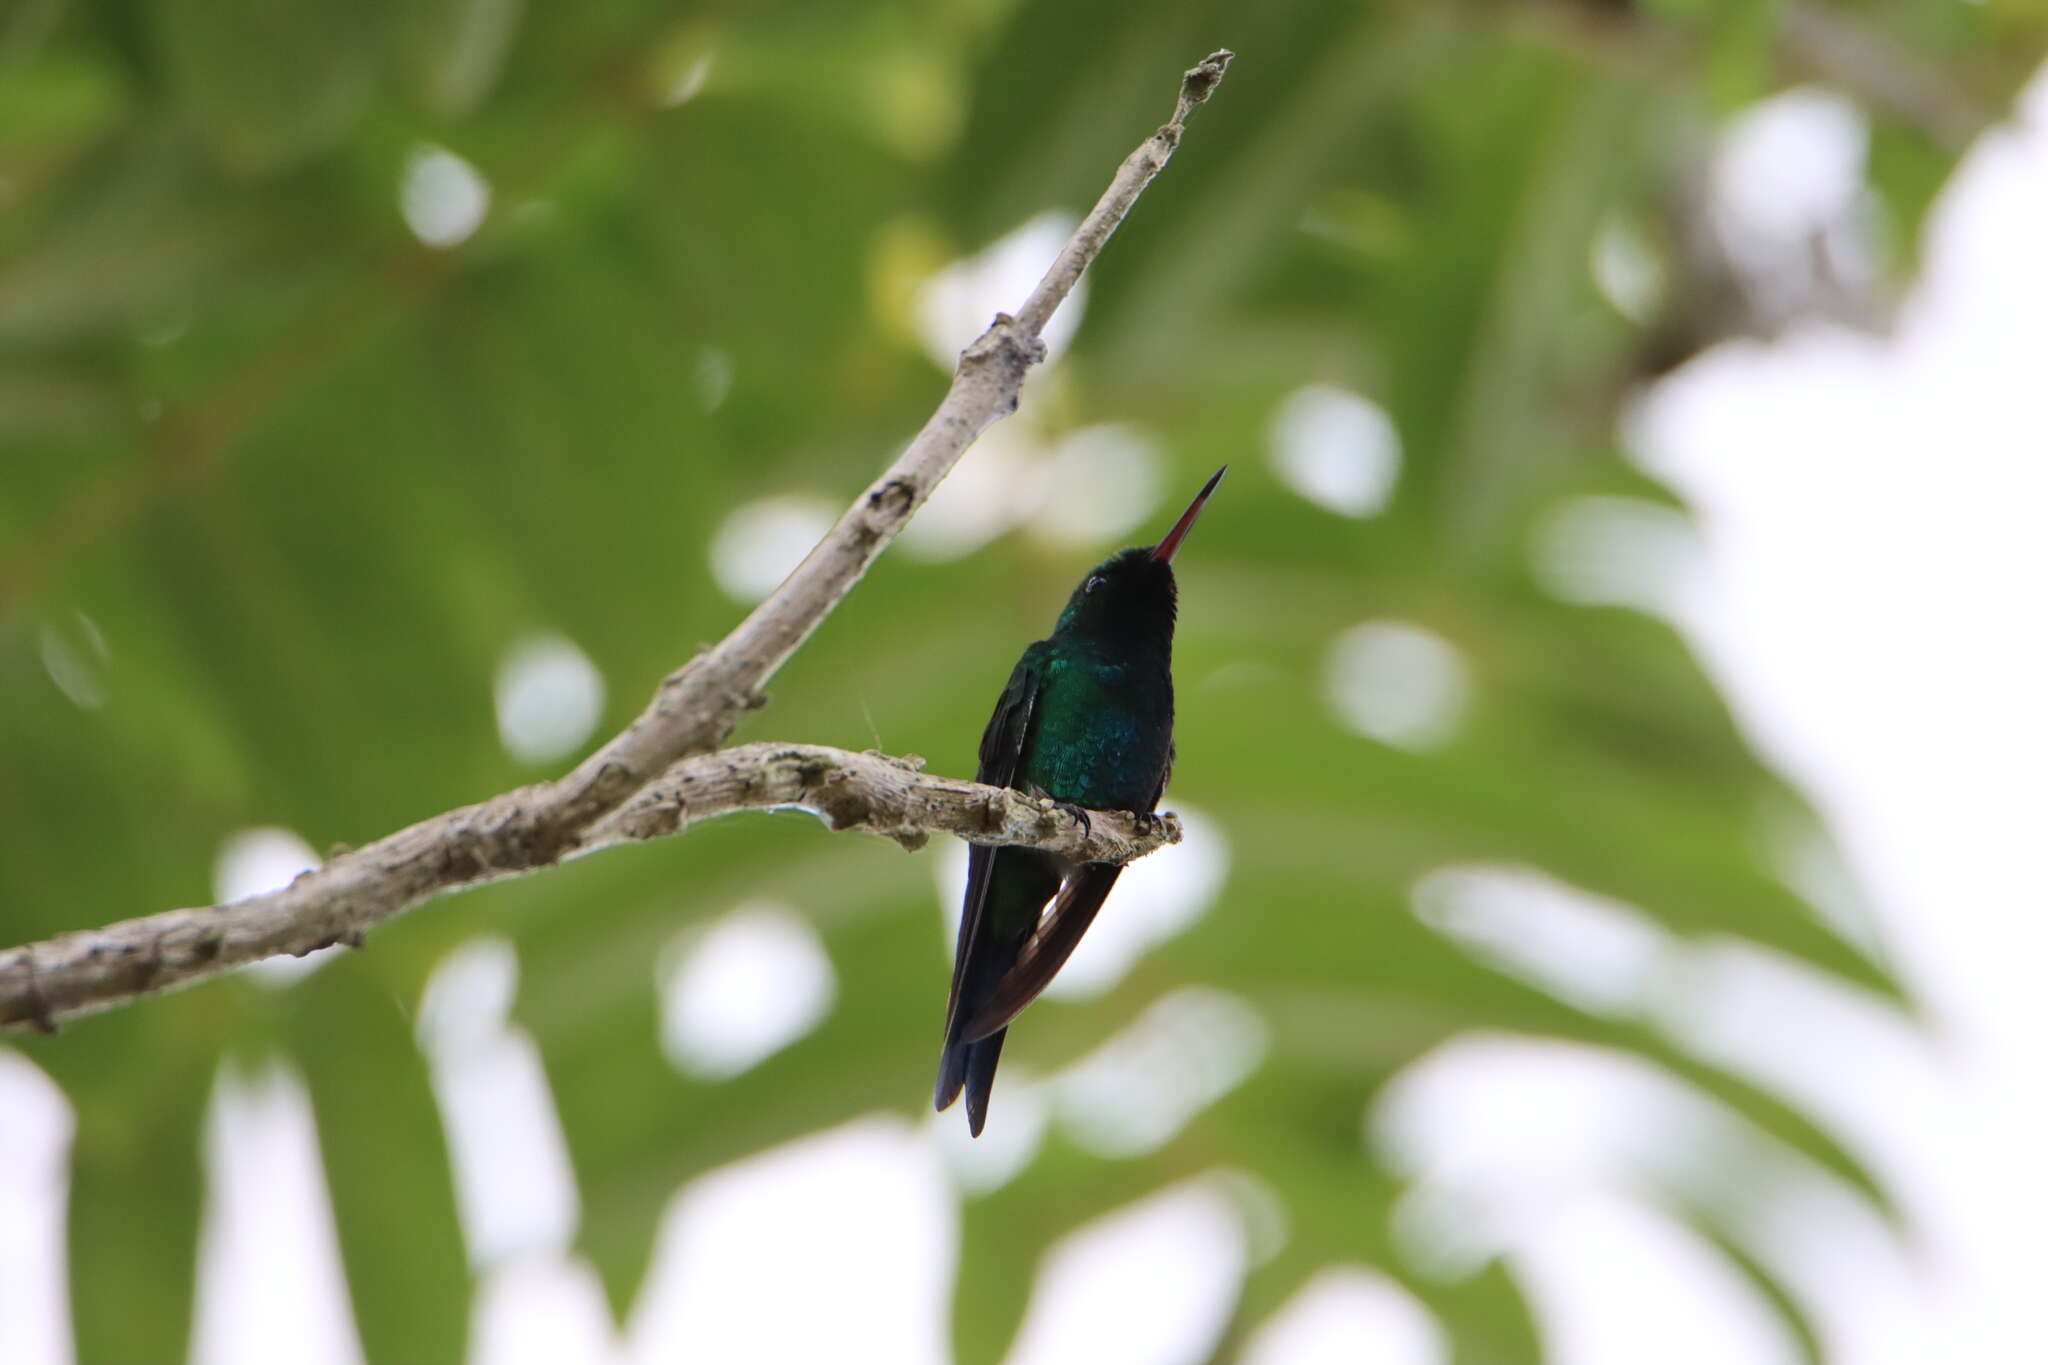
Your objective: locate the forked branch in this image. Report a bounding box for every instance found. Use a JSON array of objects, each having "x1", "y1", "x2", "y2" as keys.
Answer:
[{"x1": 0, "y1": 49, "x2": 1235, "y2": 1034}]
